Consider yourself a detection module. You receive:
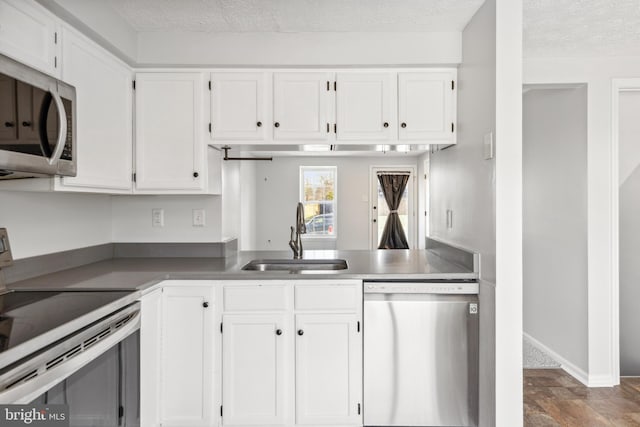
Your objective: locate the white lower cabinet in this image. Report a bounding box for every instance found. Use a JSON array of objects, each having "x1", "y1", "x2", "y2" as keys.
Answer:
[
  {"x1": 220, "y1": 280, "x2": 362, "y2": 427},
  {"x1": 295, "y1": 314, "x2": 361, "y2": 425},
  {"x1": 141, "y1": 280, "x2": 361, "y2": 427},
  {"x1": 222, "y1": 314, "x2": 288, "y2": 426}
]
